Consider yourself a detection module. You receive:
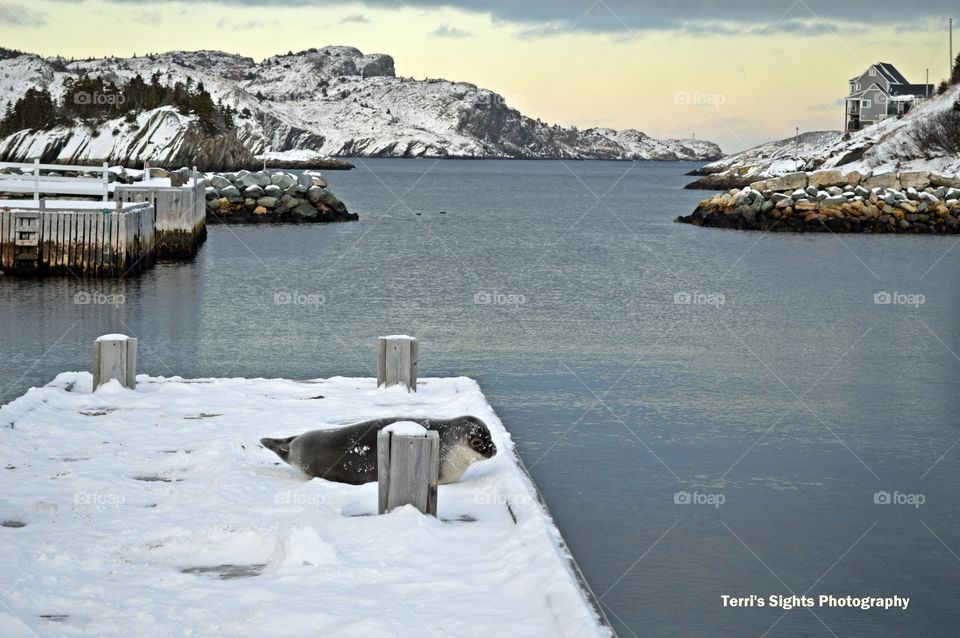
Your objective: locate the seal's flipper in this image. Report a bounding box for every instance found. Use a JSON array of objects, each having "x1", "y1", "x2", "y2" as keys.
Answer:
[{"x1": 260, "y1": 436, "x2": 296, "y2": 461}]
